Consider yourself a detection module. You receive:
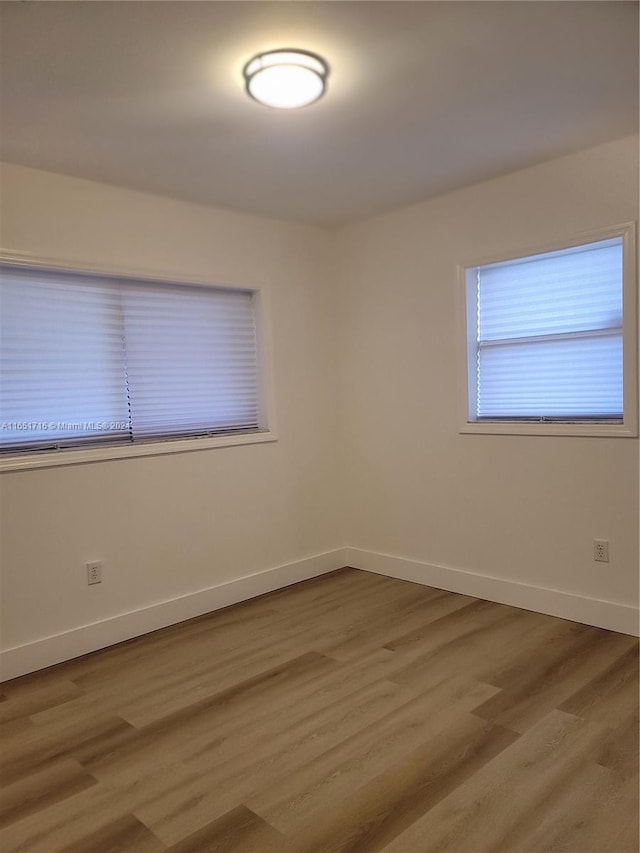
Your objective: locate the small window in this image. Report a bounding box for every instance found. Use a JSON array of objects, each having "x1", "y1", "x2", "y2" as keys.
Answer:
[
  {"x1": 460, "y1": 224, "x2": 637, "y2": 437},
  {"x1": 0, "y1": 263, "x2": 269, "y2": 461}
]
